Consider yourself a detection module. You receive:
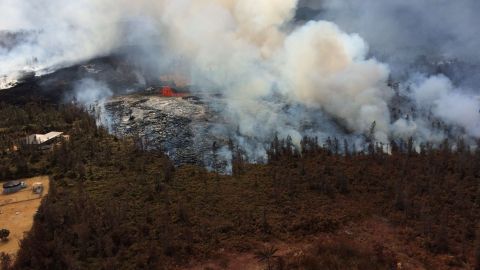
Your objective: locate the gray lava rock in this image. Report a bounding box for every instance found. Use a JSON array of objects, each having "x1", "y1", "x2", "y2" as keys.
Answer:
[{"x1": 104, "y1": 95, "x2": 227, "y2": 167}]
